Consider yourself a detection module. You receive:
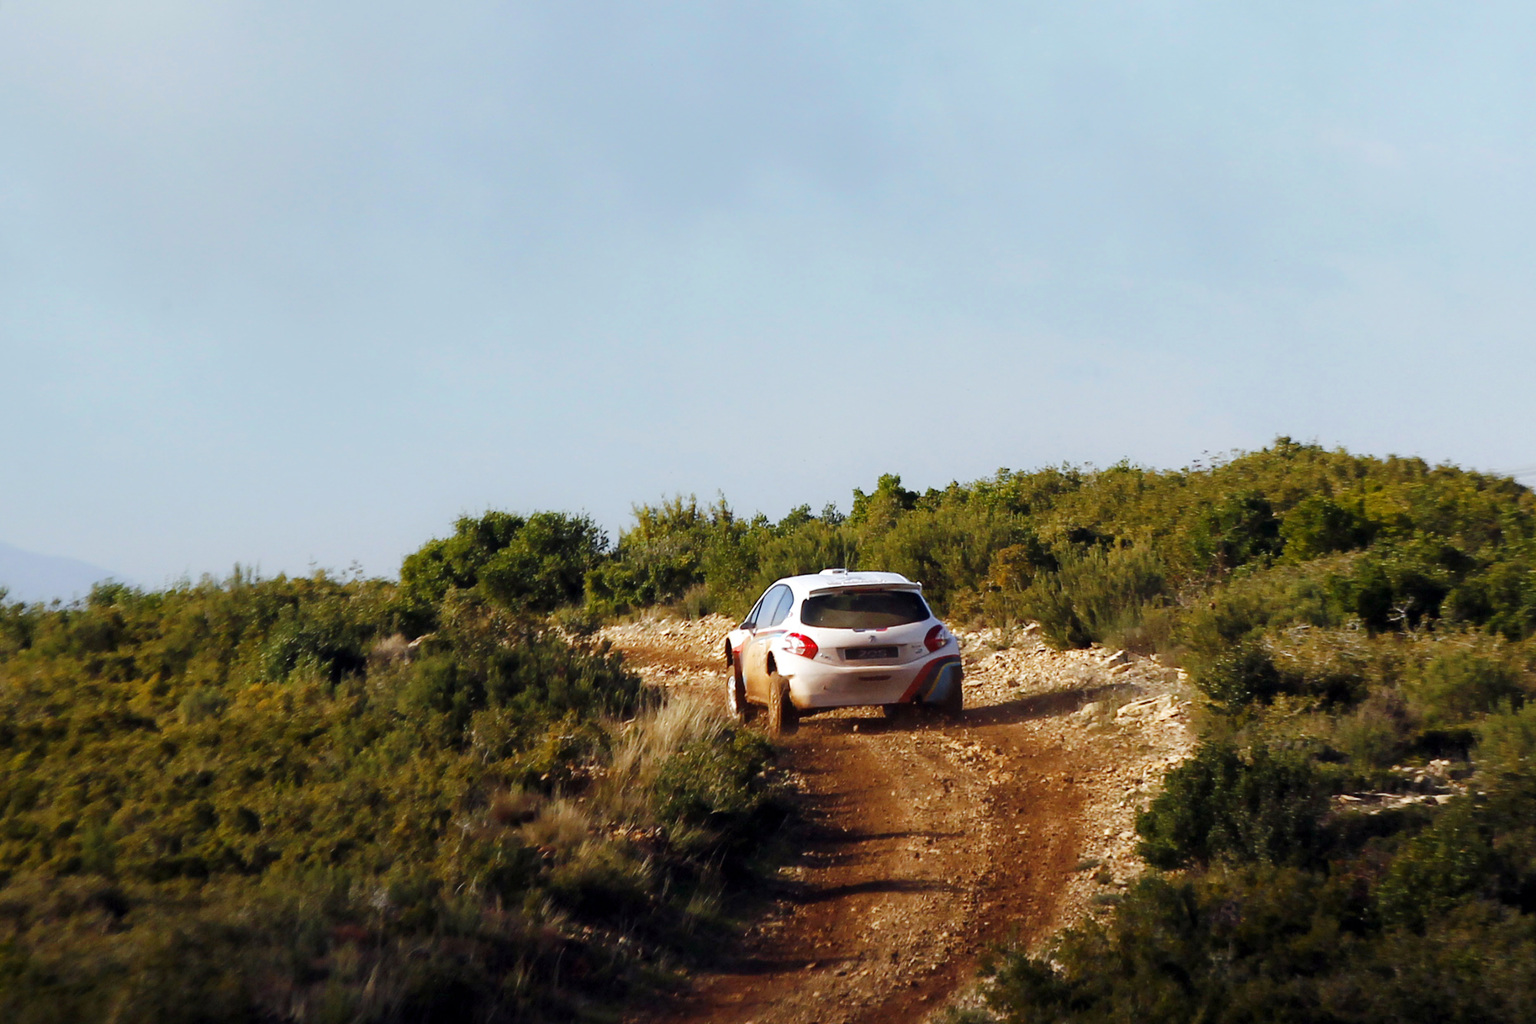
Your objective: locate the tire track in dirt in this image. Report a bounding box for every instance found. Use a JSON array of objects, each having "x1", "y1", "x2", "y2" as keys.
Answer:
[{"x1": 605, "y1": 616, "x2": 1194, "y2": 1024}]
